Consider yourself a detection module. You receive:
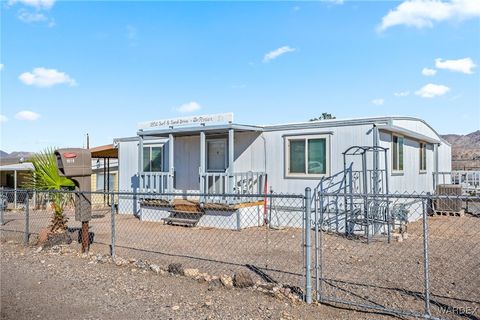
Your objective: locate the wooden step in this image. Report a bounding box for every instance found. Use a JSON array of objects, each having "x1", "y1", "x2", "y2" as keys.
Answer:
[{"x1": 162, "y1": 217, "x2": 199, "y2": 227}]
